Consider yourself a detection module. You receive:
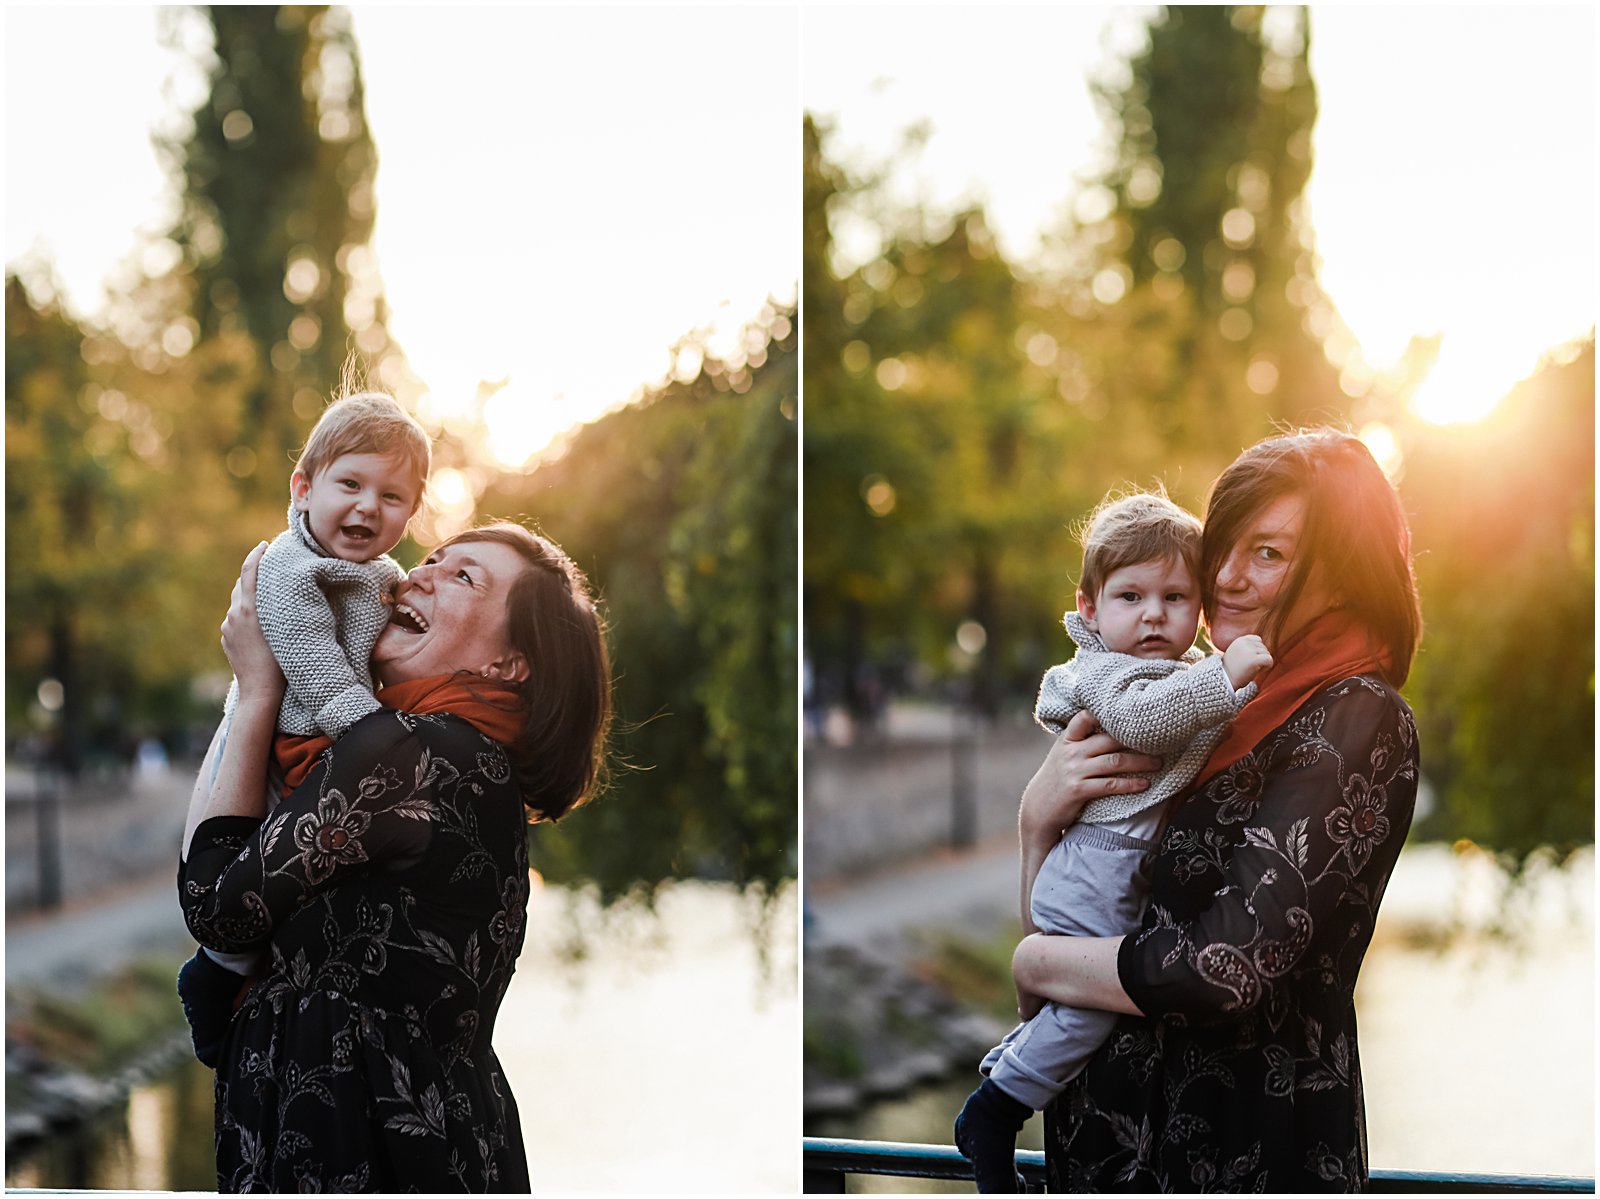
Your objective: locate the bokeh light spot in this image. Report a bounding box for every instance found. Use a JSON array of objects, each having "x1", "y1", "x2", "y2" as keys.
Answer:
[
  {"x1": 1245, "y1": 357, "x2": 1279, "y2": 395},
  {"x1": 861, "y1": 474, "x2": 896, "y2": 517},
  {"x1": 1219, "y1": 308, "x2": 1253, "y2": 341},
  {"x1": 1221, "y1": 207, "x2": 1255, "y2": 248},
  {"x1": 955, "y1": 621, "x2": 988, "y2": 655},
  {"x1": 221, "y1": 109, "x2": 254, "y2": 143},
  {"x1": 226, "y1": 446, "x2": 258, "y2": 478}
]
